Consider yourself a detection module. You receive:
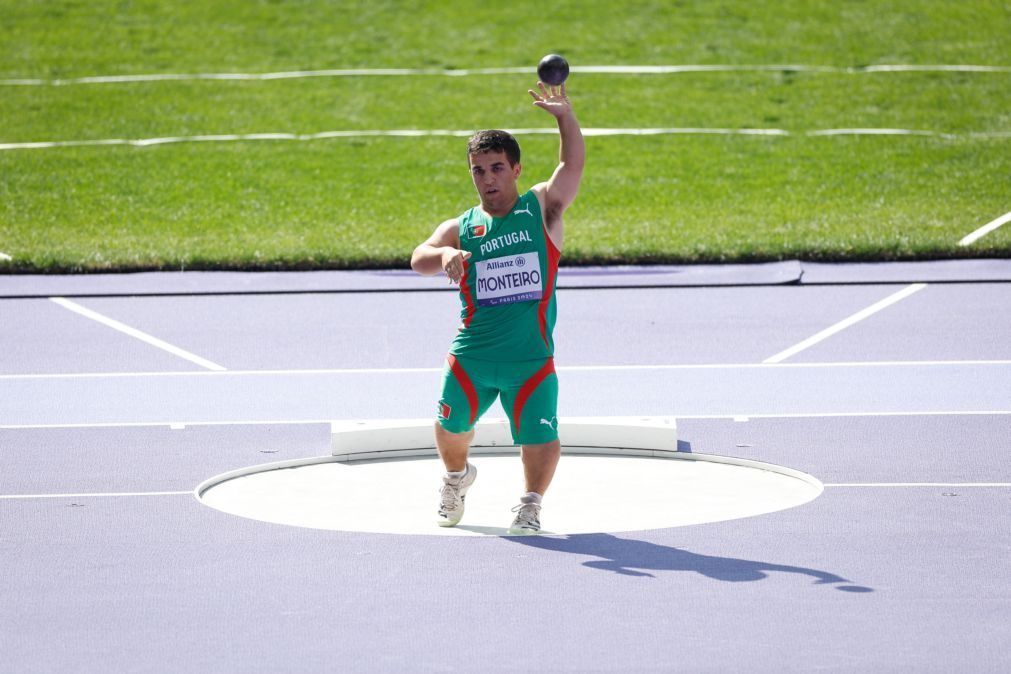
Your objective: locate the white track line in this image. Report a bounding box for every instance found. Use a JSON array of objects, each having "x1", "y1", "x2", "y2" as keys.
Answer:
[
  {"x1": 959, "y1": 209, "x2": 1011, "y2": 246},
  {"x1": 3, "y1": 63, "x2": 1010, "y2": 86},
  {"x1": 4, "y1": 127, "x2": 1007, "y2": 151},
  {"x1": 2, "y1": 410, "x2": 1009, "y2": 431},
  {"x1": 1, "y1": 358, "x2": 1009, "y2": 381},
  {"x1": 678, "y1": 410, "x2": 1010, "y2": 420},
  {"x1": 824, "y1": 482, "x2": 1011, "y2": 487},
  {"x1": 0, "y1": 355, "x2": 1006, "y2": 381},
  {"x1": 49, "y1": 296, "x2": 226, "y2": 371},
  {"x1": 763, "y1": 283, "x2": 928, "y2": 364},
  {"x1": 1, "y1": 485, "x2": 1007, "y2": 501},
  {"x1": 0, "y1": 491, "x2": 192, "y2": 500},
  {"x1": 1, "y1": 485, "x2": 1008, "y2": 500}
]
